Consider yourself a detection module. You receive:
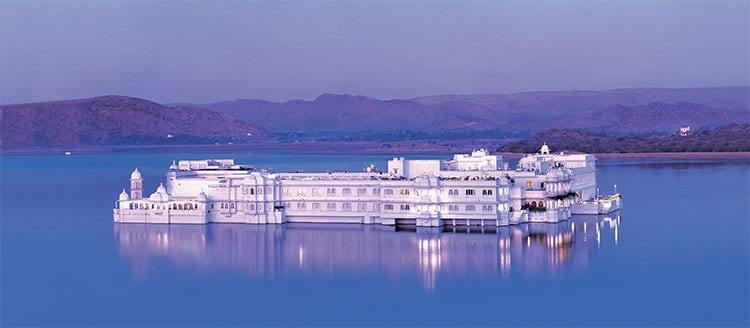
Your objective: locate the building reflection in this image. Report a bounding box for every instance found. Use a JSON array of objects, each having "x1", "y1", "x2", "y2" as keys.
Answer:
[{"x1": 115, "y1": 214, "x2": 621, "y2": 290}]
